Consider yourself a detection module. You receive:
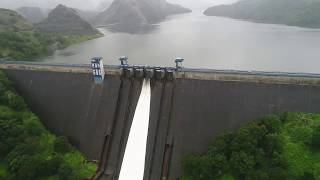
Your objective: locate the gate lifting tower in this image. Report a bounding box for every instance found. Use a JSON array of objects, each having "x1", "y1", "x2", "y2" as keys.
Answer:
[{"x1": 91, "y1": 57, "x2": 105, "y2": 84}]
